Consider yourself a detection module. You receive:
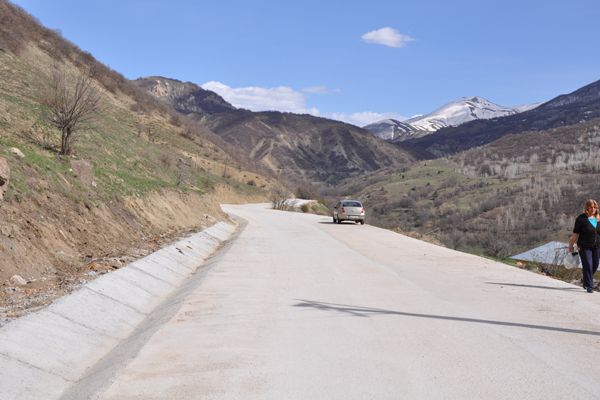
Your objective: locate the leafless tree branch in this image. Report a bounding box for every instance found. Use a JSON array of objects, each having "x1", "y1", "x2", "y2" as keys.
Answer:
[{"x1": 40, "y1": 68, "x2": 103, "y2": 155}]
